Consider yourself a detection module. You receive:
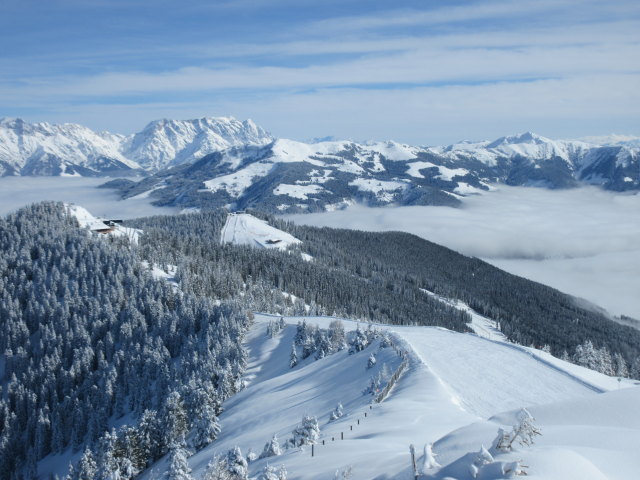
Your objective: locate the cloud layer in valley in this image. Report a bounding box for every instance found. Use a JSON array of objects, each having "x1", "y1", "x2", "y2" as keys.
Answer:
[
  {"x1": 0, "y1": 177, "x2": 178, "y2": 219},
  {"x1": 286, "y1": 187, "x2": 640, "y2": 319}
]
